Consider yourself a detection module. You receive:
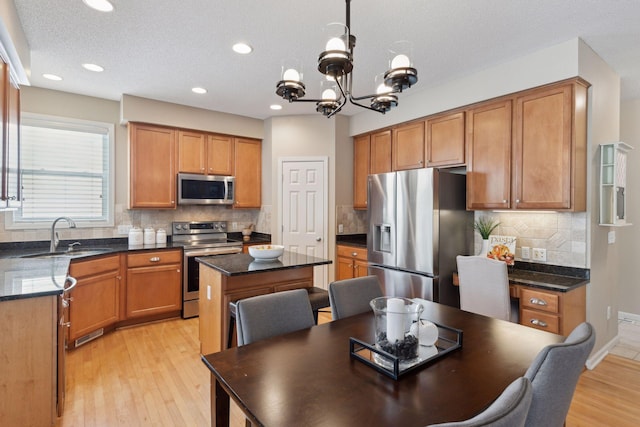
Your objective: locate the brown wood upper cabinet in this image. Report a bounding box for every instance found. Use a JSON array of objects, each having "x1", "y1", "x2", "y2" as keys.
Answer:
[
  {"x1": 129, "y1": 123, "x2": 177, "y2": 209},
  {"x1": 353, "y1": 134, "x2": 371, "y2": 209},
  {"x1": 177, "y1": 131, "x2": 234, "y2": 176},
  {"x1": 466, "y1": 99, "x2": 513, "y2": 210},
  {"x1": 392, "y1": 121, "x2": 425, "y2": 171},
  {"x1": 426, "y1": 111, "x2": 465, "y2": 167},
  {"x1": 233, "y1": 137, "x2": 262, "y2": 208},
  {"x1": 467, "y1": 78, "x2": 588, "y2": 211},
  {"x1": 513, "y1": 80, "x2": 587, "y2": 210},
  {"x1": 370, "y1": 129, "x2": 392, "y2": 174},
  {"x1": 208, "y1": 134, "x2": 234, "y2": 175}
]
